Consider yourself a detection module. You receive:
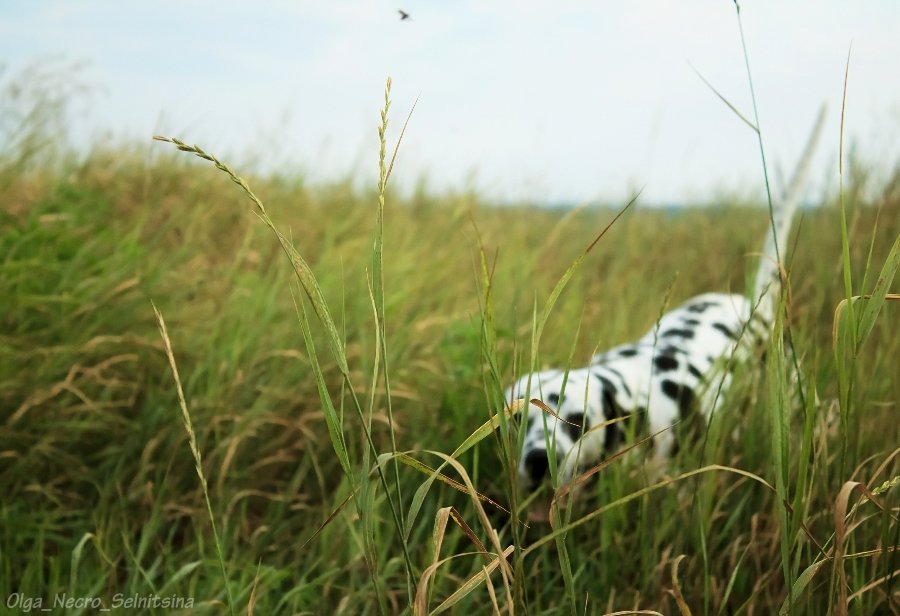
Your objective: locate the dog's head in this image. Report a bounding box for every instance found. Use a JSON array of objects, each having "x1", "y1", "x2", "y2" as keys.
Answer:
[{"x1": 507, "y1": 368, "x2": 619, "y2": 489}]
